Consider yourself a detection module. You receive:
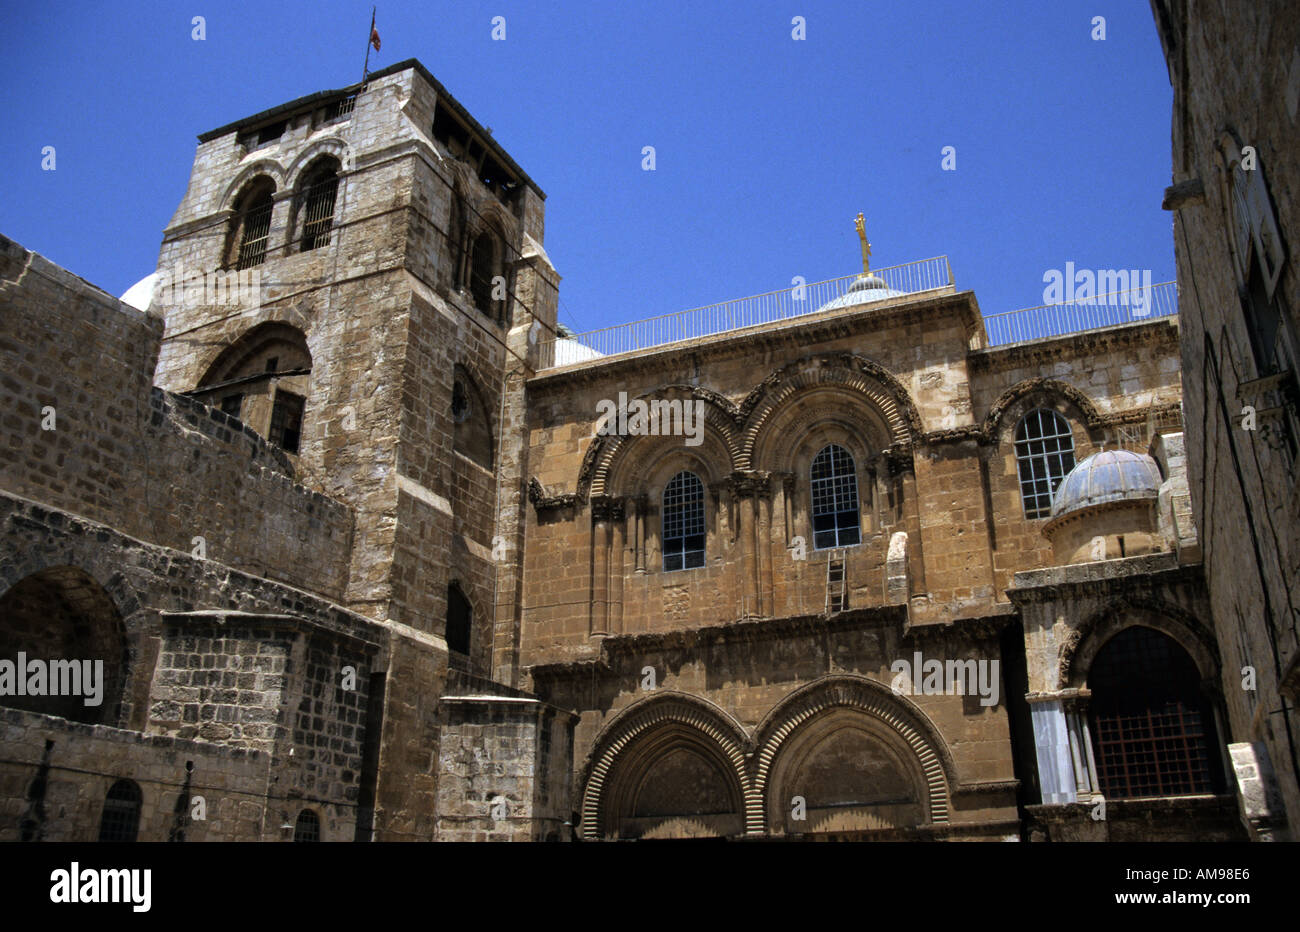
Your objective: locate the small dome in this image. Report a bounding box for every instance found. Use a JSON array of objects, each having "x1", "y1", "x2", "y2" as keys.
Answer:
[
  {"x1": 815, "y1": 273, "x2": 906, "y2": 312},
  {"x1": 1050, "y1": 449, "x2": 1162, "y2": 518},
  {"x1": 120, "y1": 272, "x2": 159, "y2": 311}
]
